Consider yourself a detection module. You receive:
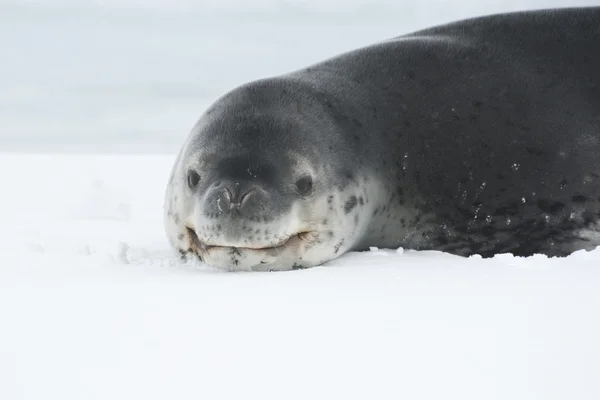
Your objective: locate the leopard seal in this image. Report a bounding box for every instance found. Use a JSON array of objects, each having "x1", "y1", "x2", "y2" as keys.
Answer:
[{"x1": 164, "y1": 7, "x2": 600, "y2": 271}]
